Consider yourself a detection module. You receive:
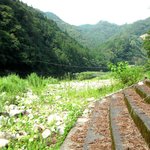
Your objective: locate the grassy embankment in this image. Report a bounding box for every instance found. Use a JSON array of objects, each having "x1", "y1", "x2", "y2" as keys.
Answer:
[{"x1": 0, "y1": 69, "x2": 149, "y2": 149}]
